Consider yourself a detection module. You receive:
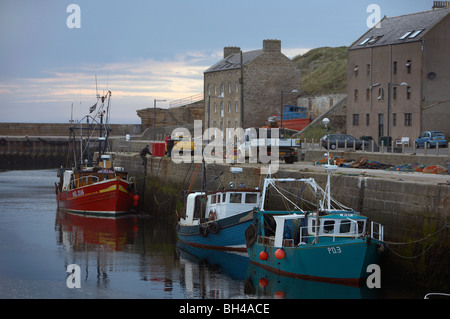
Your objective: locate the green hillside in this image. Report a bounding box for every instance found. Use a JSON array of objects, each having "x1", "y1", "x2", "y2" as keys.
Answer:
[{"x1": 292, "y1": 46, "x2": 348, "y2": 95}]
